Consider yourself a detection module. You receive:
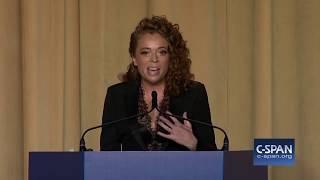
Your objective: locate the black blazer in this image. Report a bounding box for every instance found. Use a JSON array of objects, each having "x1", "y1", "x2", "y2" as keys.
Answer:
[{"x1": 100, "y1": 80, "x2": 217, "y2": 151}]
